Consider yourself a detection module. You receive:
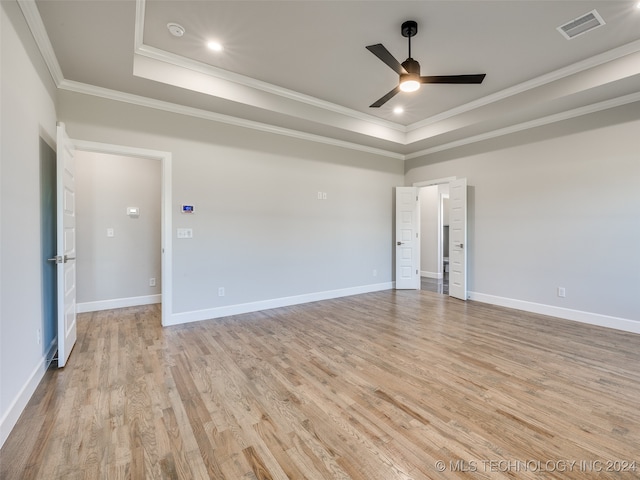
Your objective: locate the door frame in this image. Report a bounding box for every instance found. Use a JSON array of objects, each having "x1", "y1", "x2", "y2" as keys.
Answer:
[
  {"x1": 438, "y1": 191, "x2": 450, "y2": 280},
  {"x1": 73, "y1": 140, "x2": 173, "y2": 326},
  {"x1": 40, "y1": 138, "x2": 58, "y2": 367},
  {"x1": 413, "y1": 177, "x2": 459, "y2": 295}
]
